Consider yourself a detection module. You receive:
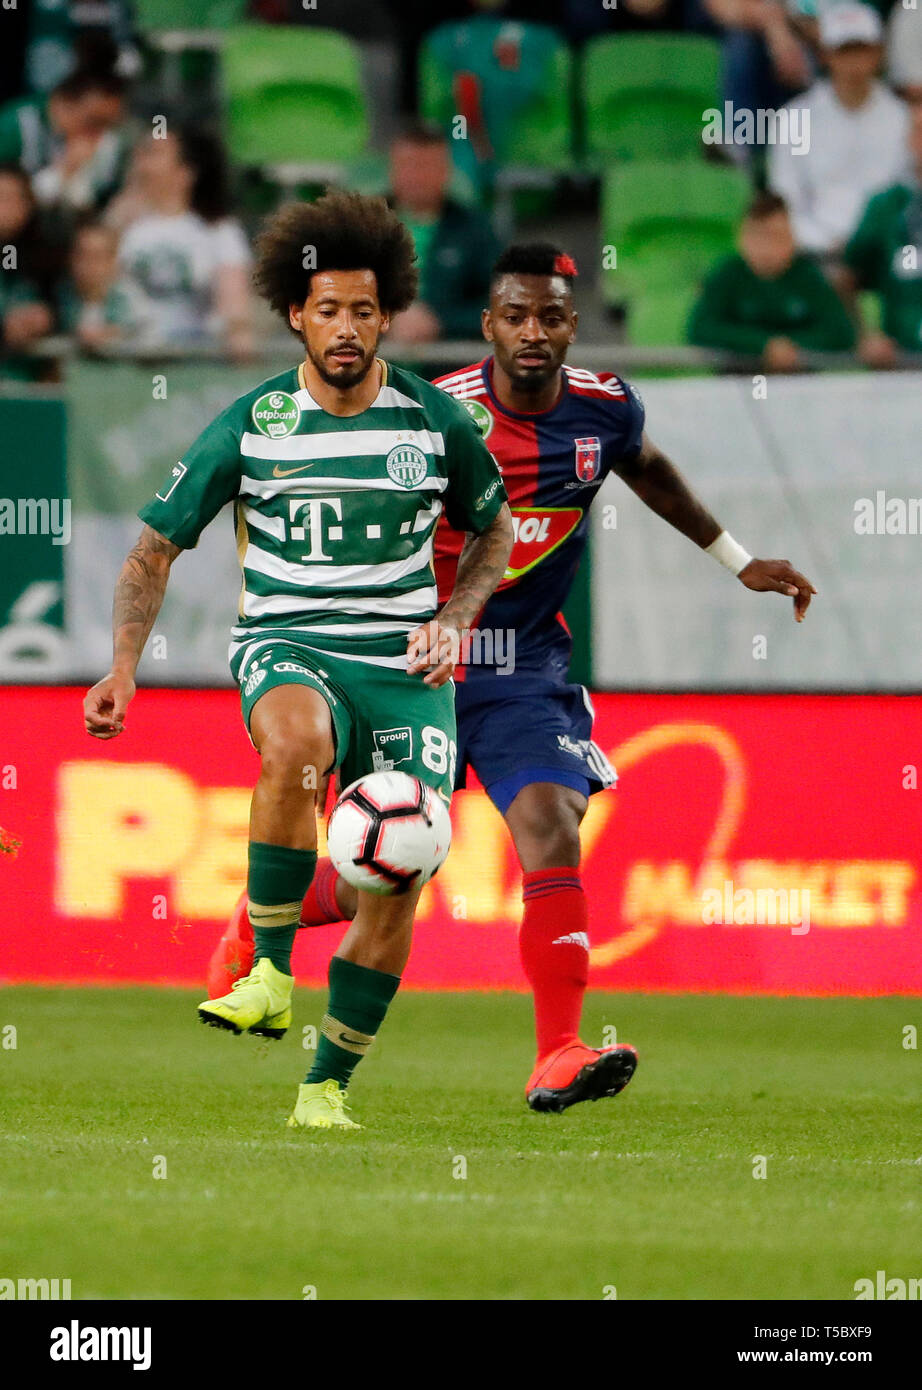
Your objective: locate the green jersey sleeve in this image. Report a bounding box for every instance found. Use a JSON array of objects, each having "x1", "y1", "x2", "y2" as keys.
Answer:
[
  {"x1": 441, "y1": 403, "x2": 507, "y2": 534},
  {"x1": 138, "y1": 404, "x2": 241, "y2": 549}
]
